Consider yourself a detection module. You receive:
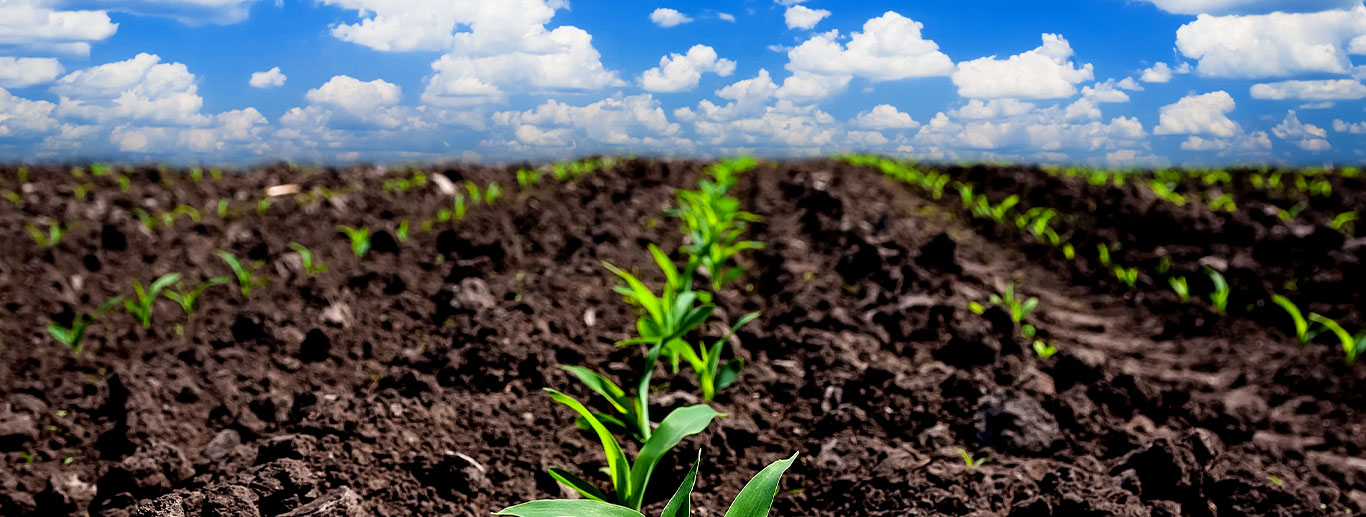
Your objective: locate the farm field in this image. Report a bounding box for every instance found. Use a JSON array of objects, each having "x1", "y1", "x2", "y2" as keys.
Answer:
[{"x1": 0, "y1": 157, "x2": 1363, "y2": 516}]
